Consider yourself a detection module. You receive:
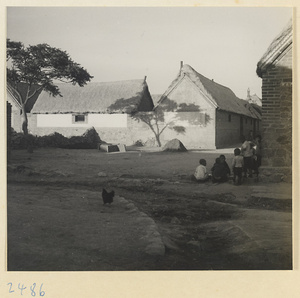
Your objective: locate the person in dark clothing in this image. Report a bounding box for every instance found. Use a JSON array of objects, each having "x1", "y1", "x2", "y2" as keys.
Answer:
[
  {"x1": 211, "y1": 157, "x2": 229, "y2": 183},
  {"x1": 219, "y1": 154, "x2": 231, "y2": 176}
]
